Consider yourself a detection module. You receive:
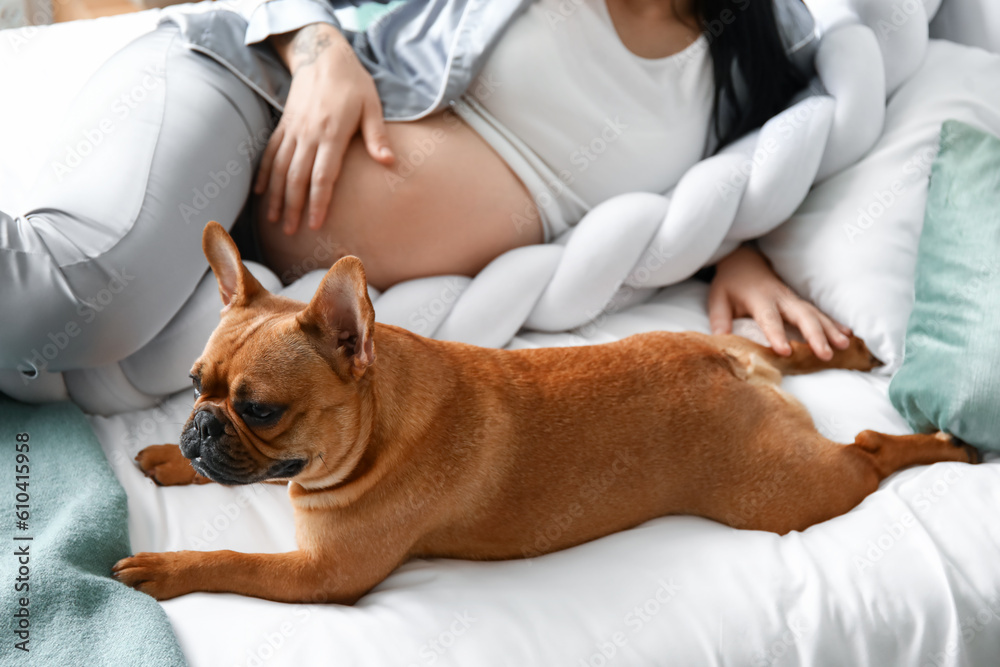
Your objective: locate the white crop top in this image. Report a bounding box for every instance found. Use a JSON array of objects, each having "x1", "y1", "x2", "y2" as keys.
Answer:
[{"x1": 453, "y1": 0, "x2": 715, "y2": 240}]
